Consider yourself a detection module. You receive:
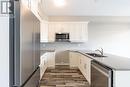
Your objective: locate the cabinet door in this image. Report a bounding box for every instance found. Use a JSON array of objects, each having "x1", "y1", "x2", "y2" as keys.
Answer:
[
  {"x1": 31, "y1": 0, "x2": 38, "y2": 14},
  {"x1": 48, "y1": 23, "x2": 56, "y2": 42},
  {"x1": 69, "y1": 52, "x2": 79, "y2": 67},
  {"x1": 40, "y1": 53, "x2": 48, "y2": 79},
  {"x1": 79, "y1": 54, "x2": 84, "y2": 72},
  {"x1": 80, "y1": 23, "x2": 88, "y2": 42},
  {"x1": 83, "y1": 57, "x2": 92, "y2": 84},
  {"x1": 78, "y1": 54, "x2": 92, "y2": 84},
  {"x1": 47, "y1": 52, "x2": 55, "y2": 67},
  {"x1": 49, "y1": 23, "x2": 70, "y2": 33},
  {"x1": 69, "y1": 22, "x2": 88, "y2": 42},
  {"x1": 21, "y1": 0, "x2": 31, "y2": 8},
  {"x1": 69, "y1": 24, "x2": 81, "y2": 42},
  {"x1": 40, "y1": 21, "x2": 48, "y2": 42},
  {"x1": 30, "y1": 0, "x2": 43, "y2": 21}
]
